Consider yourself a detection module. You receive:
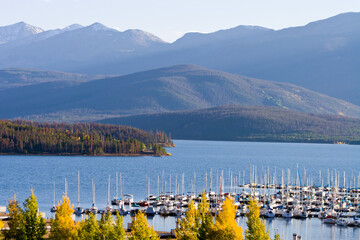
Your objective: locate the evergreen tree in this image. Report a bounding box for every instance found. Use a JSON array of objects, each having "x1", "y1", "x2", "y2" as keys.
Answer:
[
  {"x1": 49, "y1": 196, "x2": 77, "y2": 240},
  {"x1": 210, "y1": 197, "x2": 243, "y2": 240},
  {"x1": 175, "y1": 200, "x2": 200, "y2": 240},
  {"x1": 77, "y1": 213, "x2": 100, "y2": 240},
  {"x1": 22, "y1": 189, "x2": 47, "y2": 240},
  {"x1": 4, "y1": 195, "x2": 24, "y2": 240},
  {"x1": 129, "y1": 211, "x2": 159, "y2": 240},
  {"x1": 245, "y1": 197, "x2": 270, "y2": 240},
  {"x1": 197, "y1": 192, "x2": 213, "y2": 240}
]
